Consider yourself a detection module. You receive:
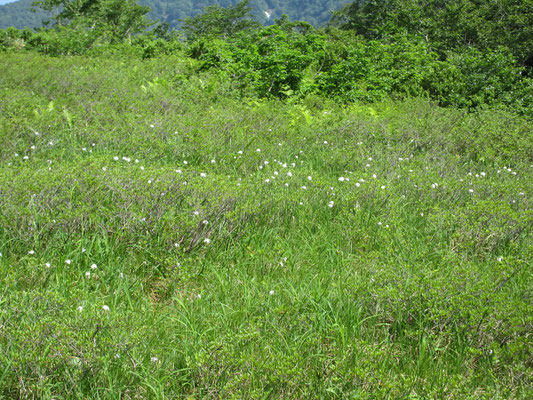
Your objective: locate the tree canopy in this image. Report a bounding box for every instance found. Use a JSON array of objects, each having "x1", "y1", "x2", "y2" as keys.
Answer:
[
  {"x1": 32, "y1": 0, "x2": 152, "y2": 41},
  {"x1": 330, "y1": 0, "x2": 533, "y2": 68}
]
